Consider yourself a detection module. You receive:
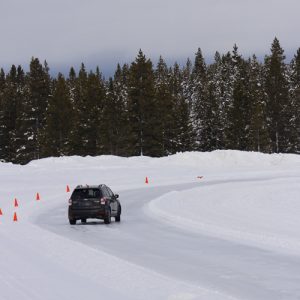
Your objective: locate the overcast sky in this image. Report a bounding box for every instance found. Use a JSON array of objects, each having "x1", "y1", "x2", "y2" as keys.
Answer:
[{"x1": 0, "y1": 0, "x2": 299, "y2": 76}]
